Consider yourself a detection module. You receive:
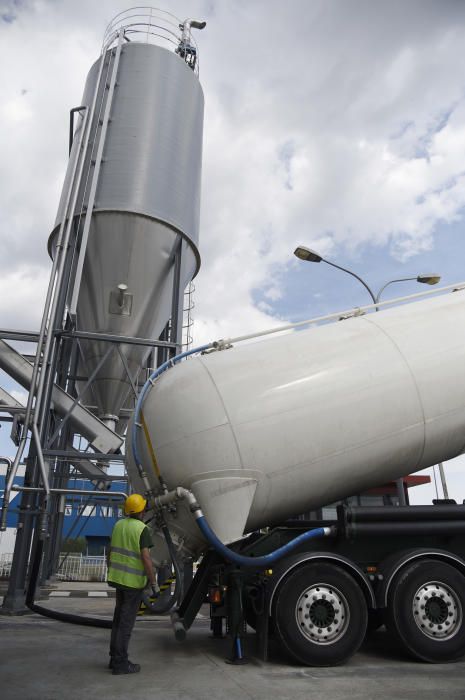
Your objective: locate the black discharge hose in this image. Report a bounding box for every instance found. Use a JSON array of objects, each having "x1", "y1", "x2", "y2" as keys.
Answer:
[
  {"x1": 26, "y1": 538, "x2": 112, "y2": 628},
  {"x1": 141, "y1": 521, "x2": 183, "y2": 614},
  {"x1": 27, "y1": 523, "x2": 183, "y2": 626}
]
